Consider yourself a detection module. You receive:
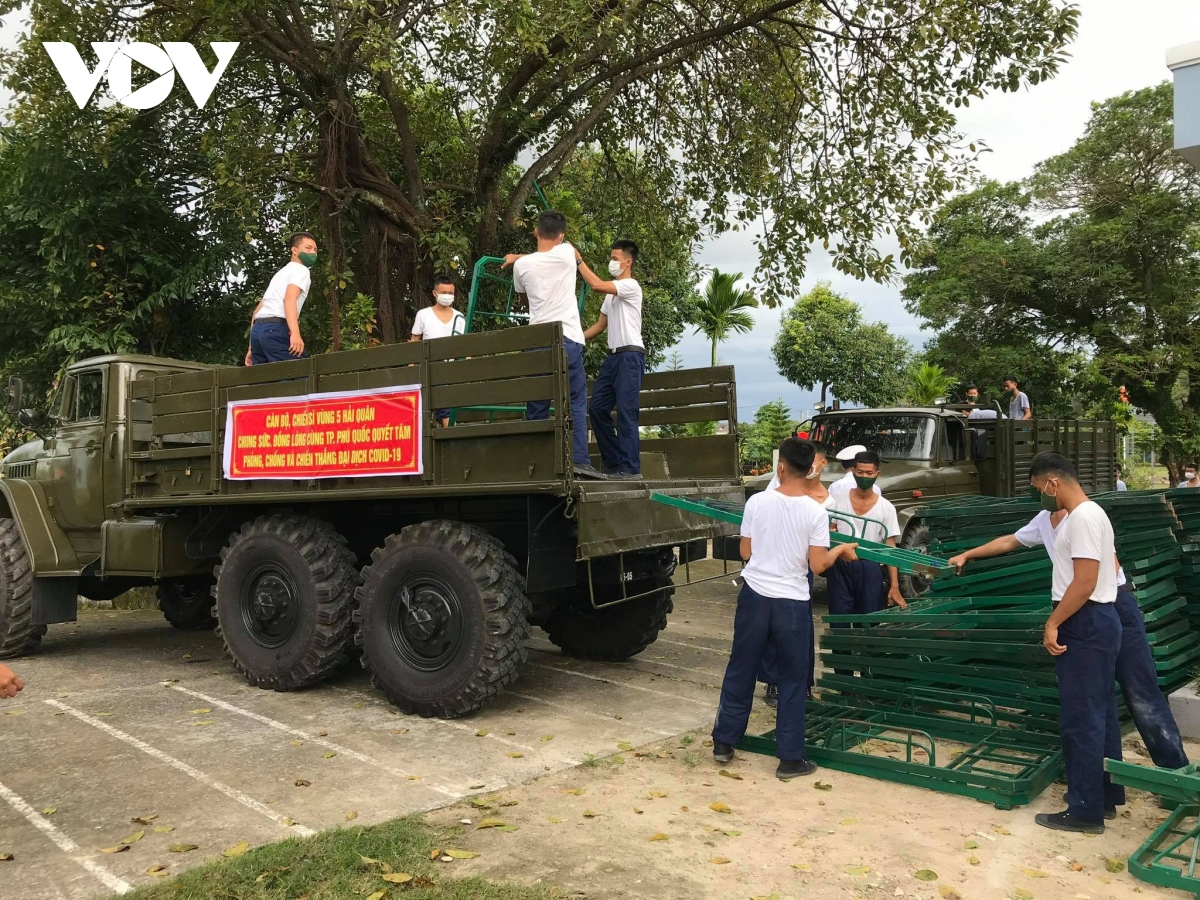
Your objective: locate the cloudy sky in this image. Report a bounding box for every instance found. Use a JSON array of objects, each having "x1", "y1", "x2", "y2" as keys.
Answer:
[{"x1": 681, "y1": 0, "x2": 1200, "y2": 424}]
